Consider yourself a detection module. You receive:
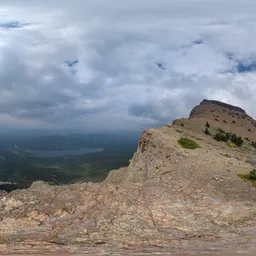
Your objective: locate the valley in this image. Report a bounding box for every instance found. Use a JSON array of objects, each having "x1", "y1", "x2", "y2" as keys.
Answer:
[{"x1": 0, "y1": 132, "x2": 139, "y2": 190}]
